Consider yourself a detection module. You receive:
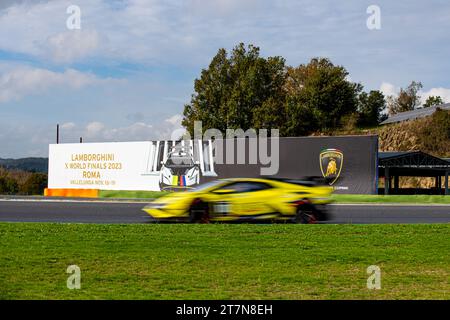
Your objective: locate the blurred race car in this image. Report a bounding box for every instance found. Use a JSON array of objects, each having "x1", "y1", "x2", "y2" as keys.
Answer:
[{"x1": 143, "y1": 177, "x2": 333, "y2": 223}]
